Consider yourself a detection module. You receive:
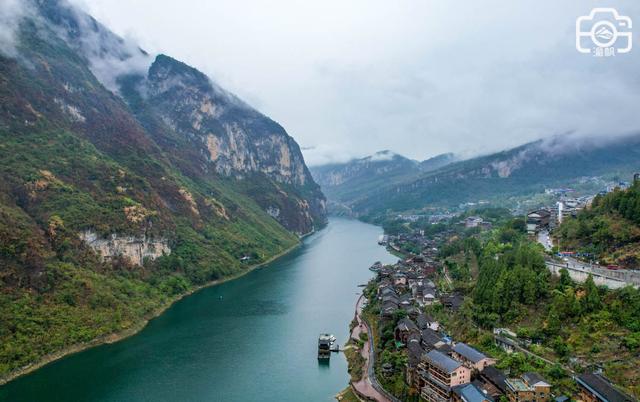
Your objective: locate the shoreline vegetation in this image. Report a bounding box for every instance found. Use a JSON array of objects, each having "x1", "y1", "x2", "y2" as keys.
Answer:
[{"x1": 0, "y1": 241, "x2": 302, "y2": 386}]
